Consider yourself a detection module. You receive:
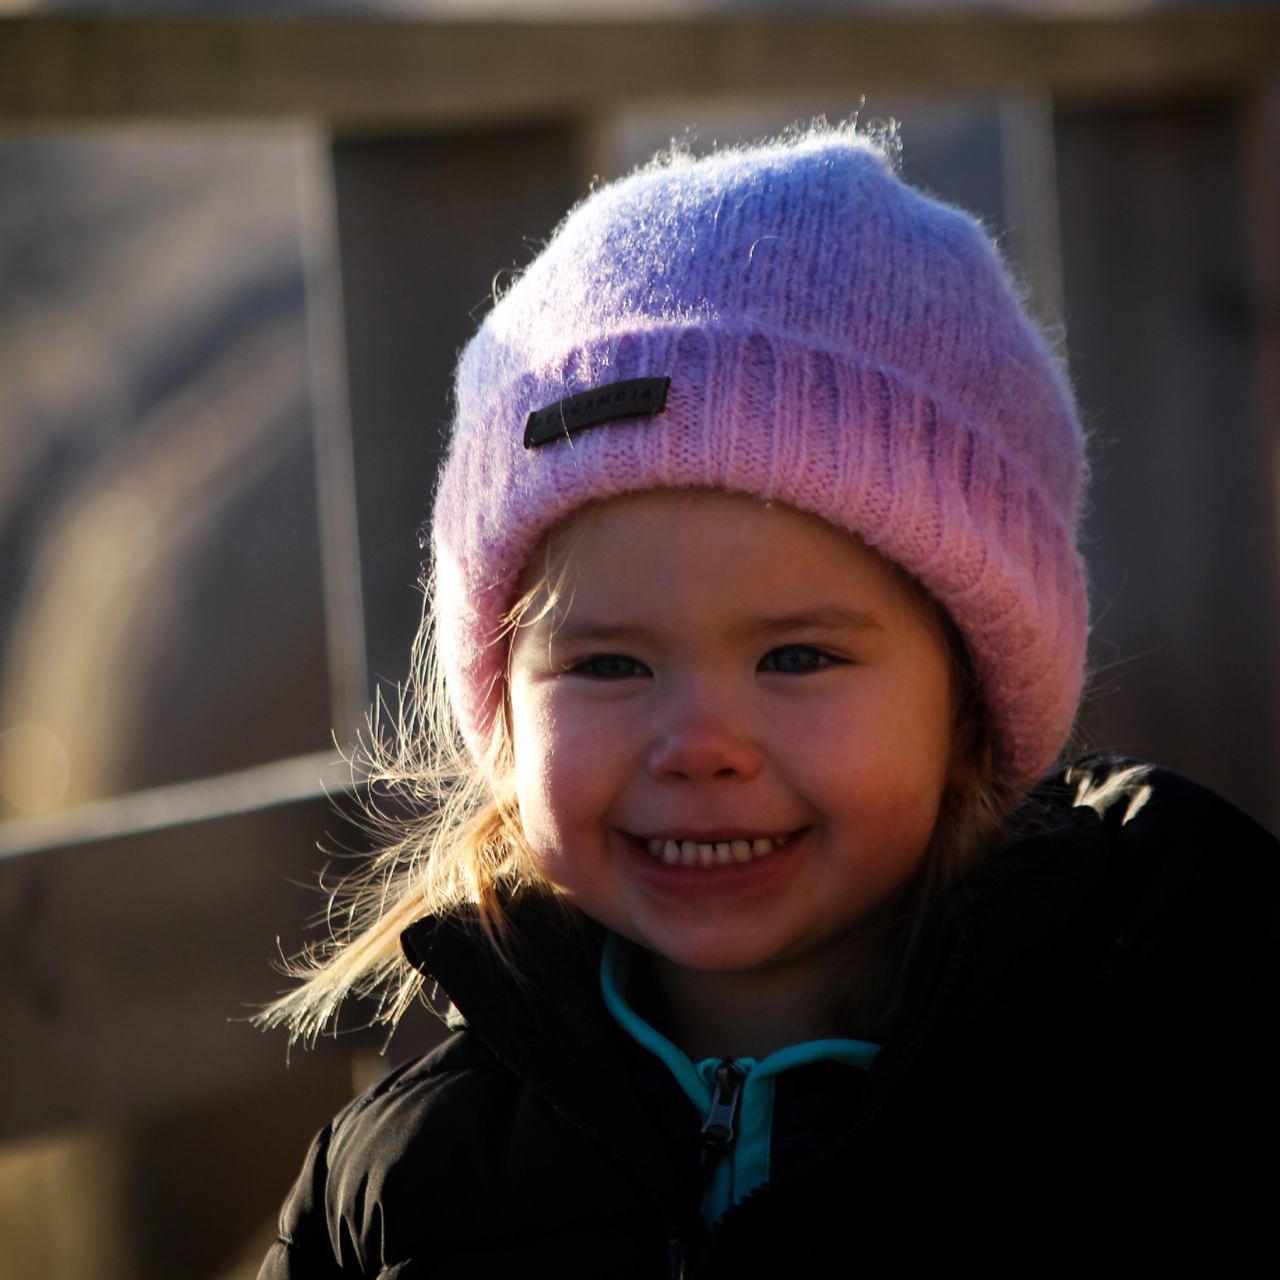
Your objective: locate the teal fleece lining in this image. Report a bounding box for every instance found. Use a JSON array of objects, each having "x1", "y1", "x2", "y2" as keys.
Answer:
[{"x1": 600, "y1": 932, "x2": 881, "y2": 1226}]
